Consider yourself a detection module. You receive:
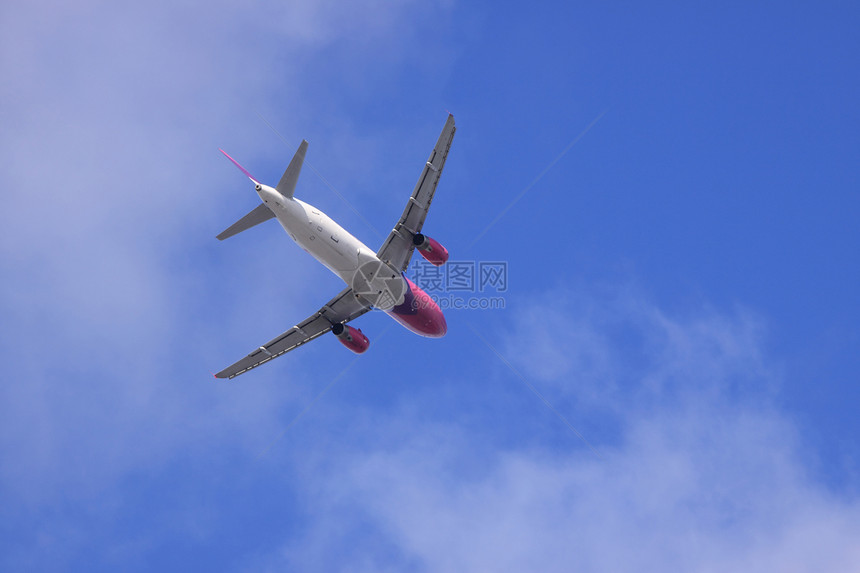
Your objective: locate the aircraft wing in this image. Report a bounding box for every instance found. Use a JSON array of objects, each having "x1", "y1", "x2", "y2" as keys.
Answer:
[
  {"x1": 215, "y1": 287, "x2": 371, "y2": 379},
  {"x1": 376, "y1": 114, "x2": 456, "y2": 272}
]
